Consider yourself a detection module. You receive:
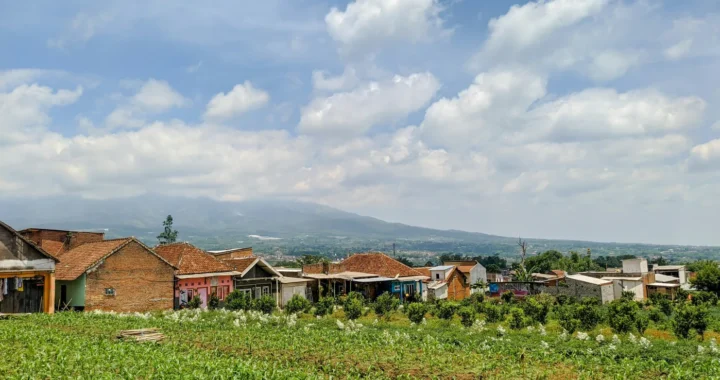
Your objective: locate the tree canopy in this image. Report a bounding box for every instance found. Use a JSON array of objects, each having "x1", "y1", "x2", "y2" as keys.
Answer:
[
  {"x1": 691, "y1": 261, "x2": 720, "y2": 295},
  {"x1": 156, "y1": 215, "x2": 178, "y2": 245}
]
